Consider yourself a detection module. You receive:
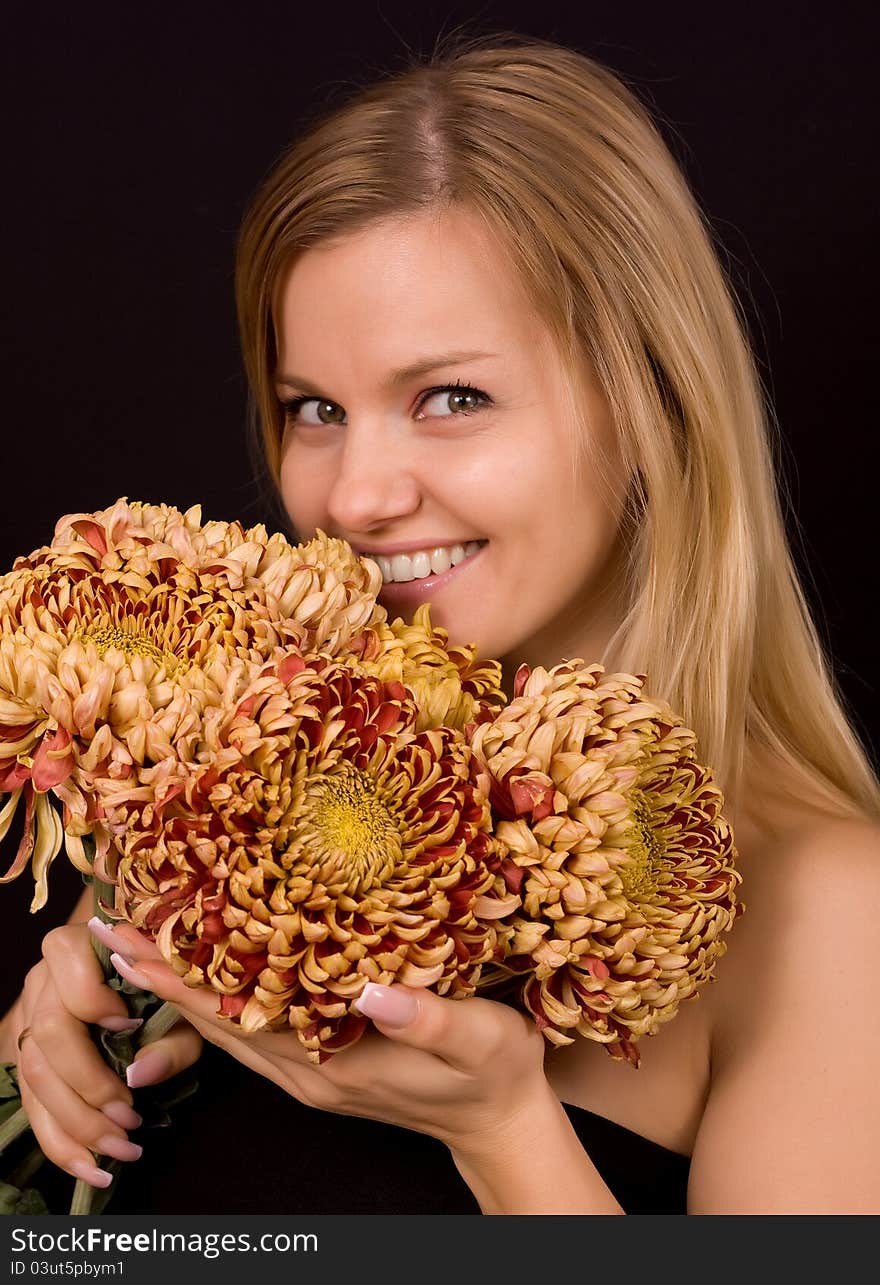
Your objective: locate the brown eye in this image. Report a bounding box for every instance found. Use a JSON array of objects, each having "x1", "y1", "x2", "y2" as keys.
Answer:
[
  {"x1": 416, "y1": 383, "x2": 491, "y2": 419},
  {"x1": 450, "y1": 390, "x2": 481, "y2": 412},
  {"x1": 314, "y1": 401, "x2": 345, "y2": 424},
  {"x1": 282, "y1": 397, "x2": 346, "y2": 427}
]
